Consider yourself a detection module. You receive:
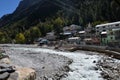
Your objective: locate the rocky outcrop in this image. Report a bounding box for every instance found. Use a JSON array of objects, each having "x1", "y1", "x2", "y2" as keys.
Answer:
[
  {"x1": 0, "y1": 52, "x2": 36, "y2": 80},
  {"x1": 0, "y1": 62, "x2": 36, "y2": 80}
]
